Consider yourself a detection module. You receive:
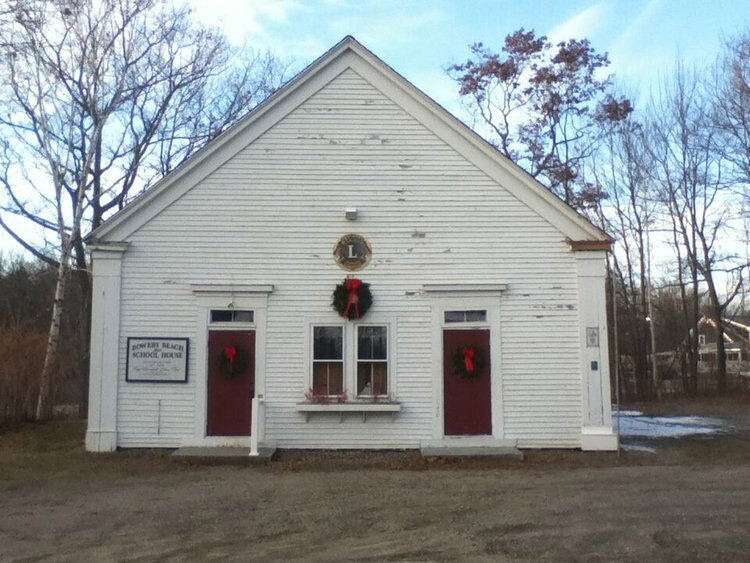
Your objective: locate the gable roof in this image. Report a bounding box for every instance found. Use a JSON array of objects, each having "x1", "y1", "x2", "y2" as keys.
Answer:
[{"x1": 88, "y1": 36, "x2": 611, "y2": 245}]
